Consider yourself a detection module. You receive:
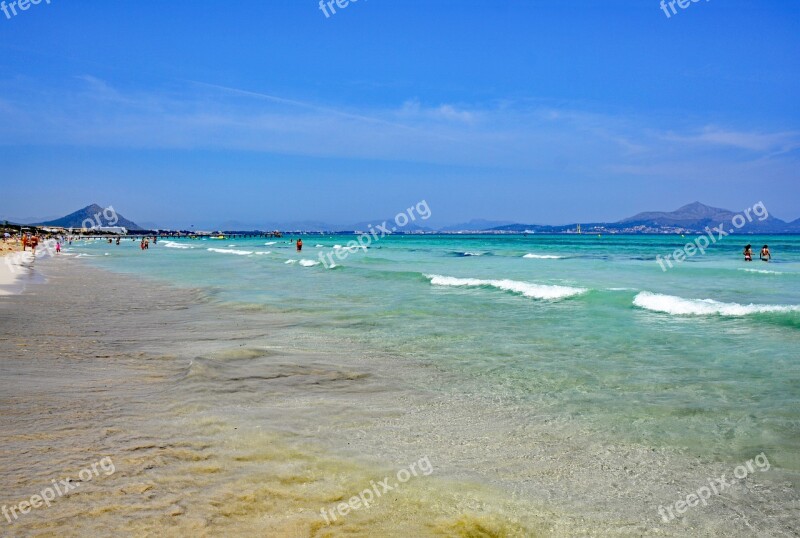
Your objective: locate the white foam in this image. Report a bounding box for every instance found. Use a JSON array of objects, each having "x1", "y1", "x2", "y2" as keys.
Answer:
[
  {"x1": 633, "y1": 291, "x2": 800, "y2": 316},
  {"x1": 739, "y1": 268, "x2": 784, "y2": 275},
  {"x1": 162, "y1": 241, "x2": 193, "y2": 250},
  {"x1": 333, "y1": 244, "x2": 365, "y2": 252},
  {"x1": 425, "y1": 274, "x2": 587, "y2": 300},
  {"x1": 299, "y1": 259, "x2": 320, "y2": 267},
  {"x1": 523, "y1": 254, "x2": 563, "y2": 259},
  {"x1": 207, "y1": 248, "x2": 253, "y2": 256},
  {"x1": 265, "y1": 242, "x2": 277, "y2": 245},
  {"x1": 254, "y1": 251, "x2": 272, "y2": 255},
  {"x1": 285, "y1": 260, "x2": 298, "y2": 264},
  {"x1": 462, "y1": 252, "x2": 485, "y2": 256},
  {"x1": 0, "y1": 252, "x2": 34, "y2": 295}
]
